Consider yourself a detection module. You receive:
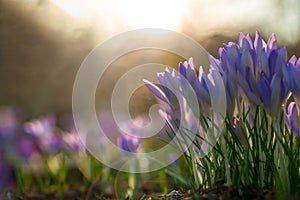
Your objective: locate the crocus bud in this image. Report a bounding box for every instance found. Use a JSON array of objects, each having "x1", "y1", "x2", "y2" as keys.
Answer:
[{"x1": 232, "y1": 117, "x2": 248, "y2": 147}]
